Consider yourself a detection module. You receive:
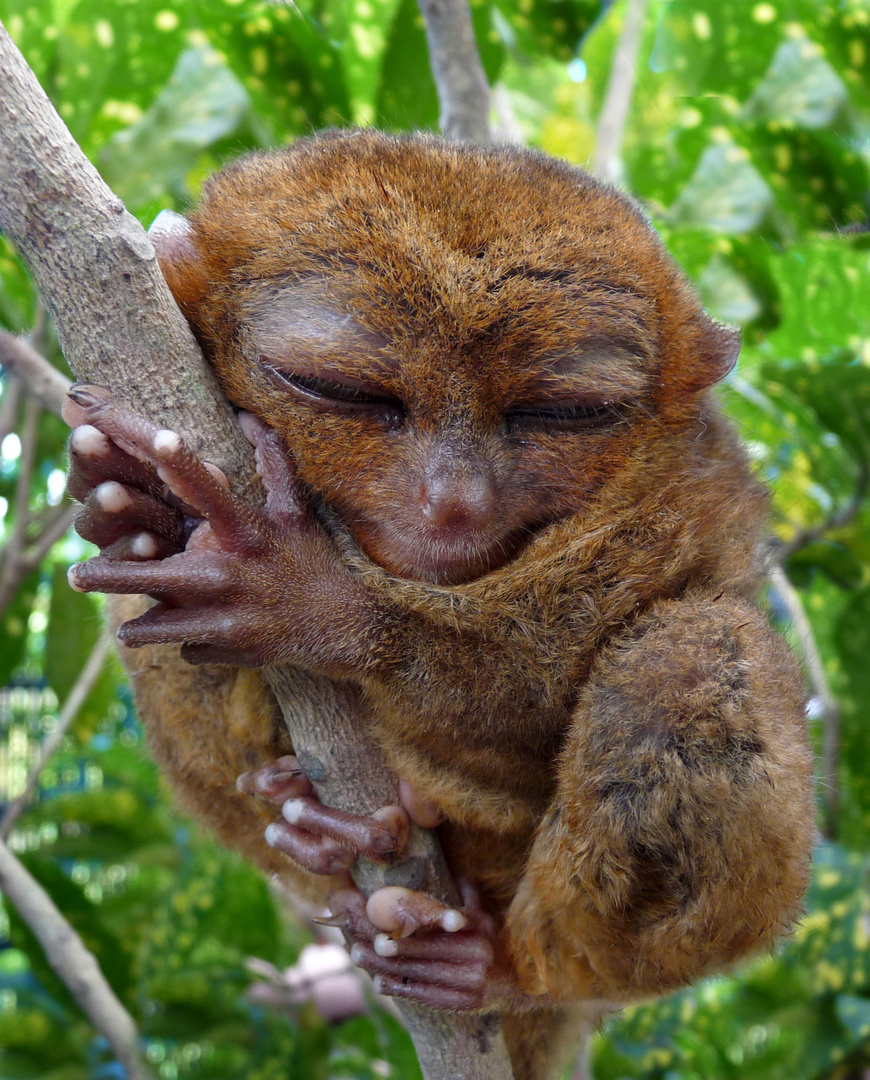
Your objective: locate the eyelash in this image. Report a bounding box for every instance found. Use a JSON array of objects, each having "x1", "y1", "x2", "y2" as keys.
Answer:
[
  {"x1": 264, "y1": 363, "x2": 627, "y2": 433},
  {"x1": 505, "y1": 401, "x2": 627, "y2": 432},
  {"x1": 265, "y1": 366, "x2": 405, "y2": 414}
]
